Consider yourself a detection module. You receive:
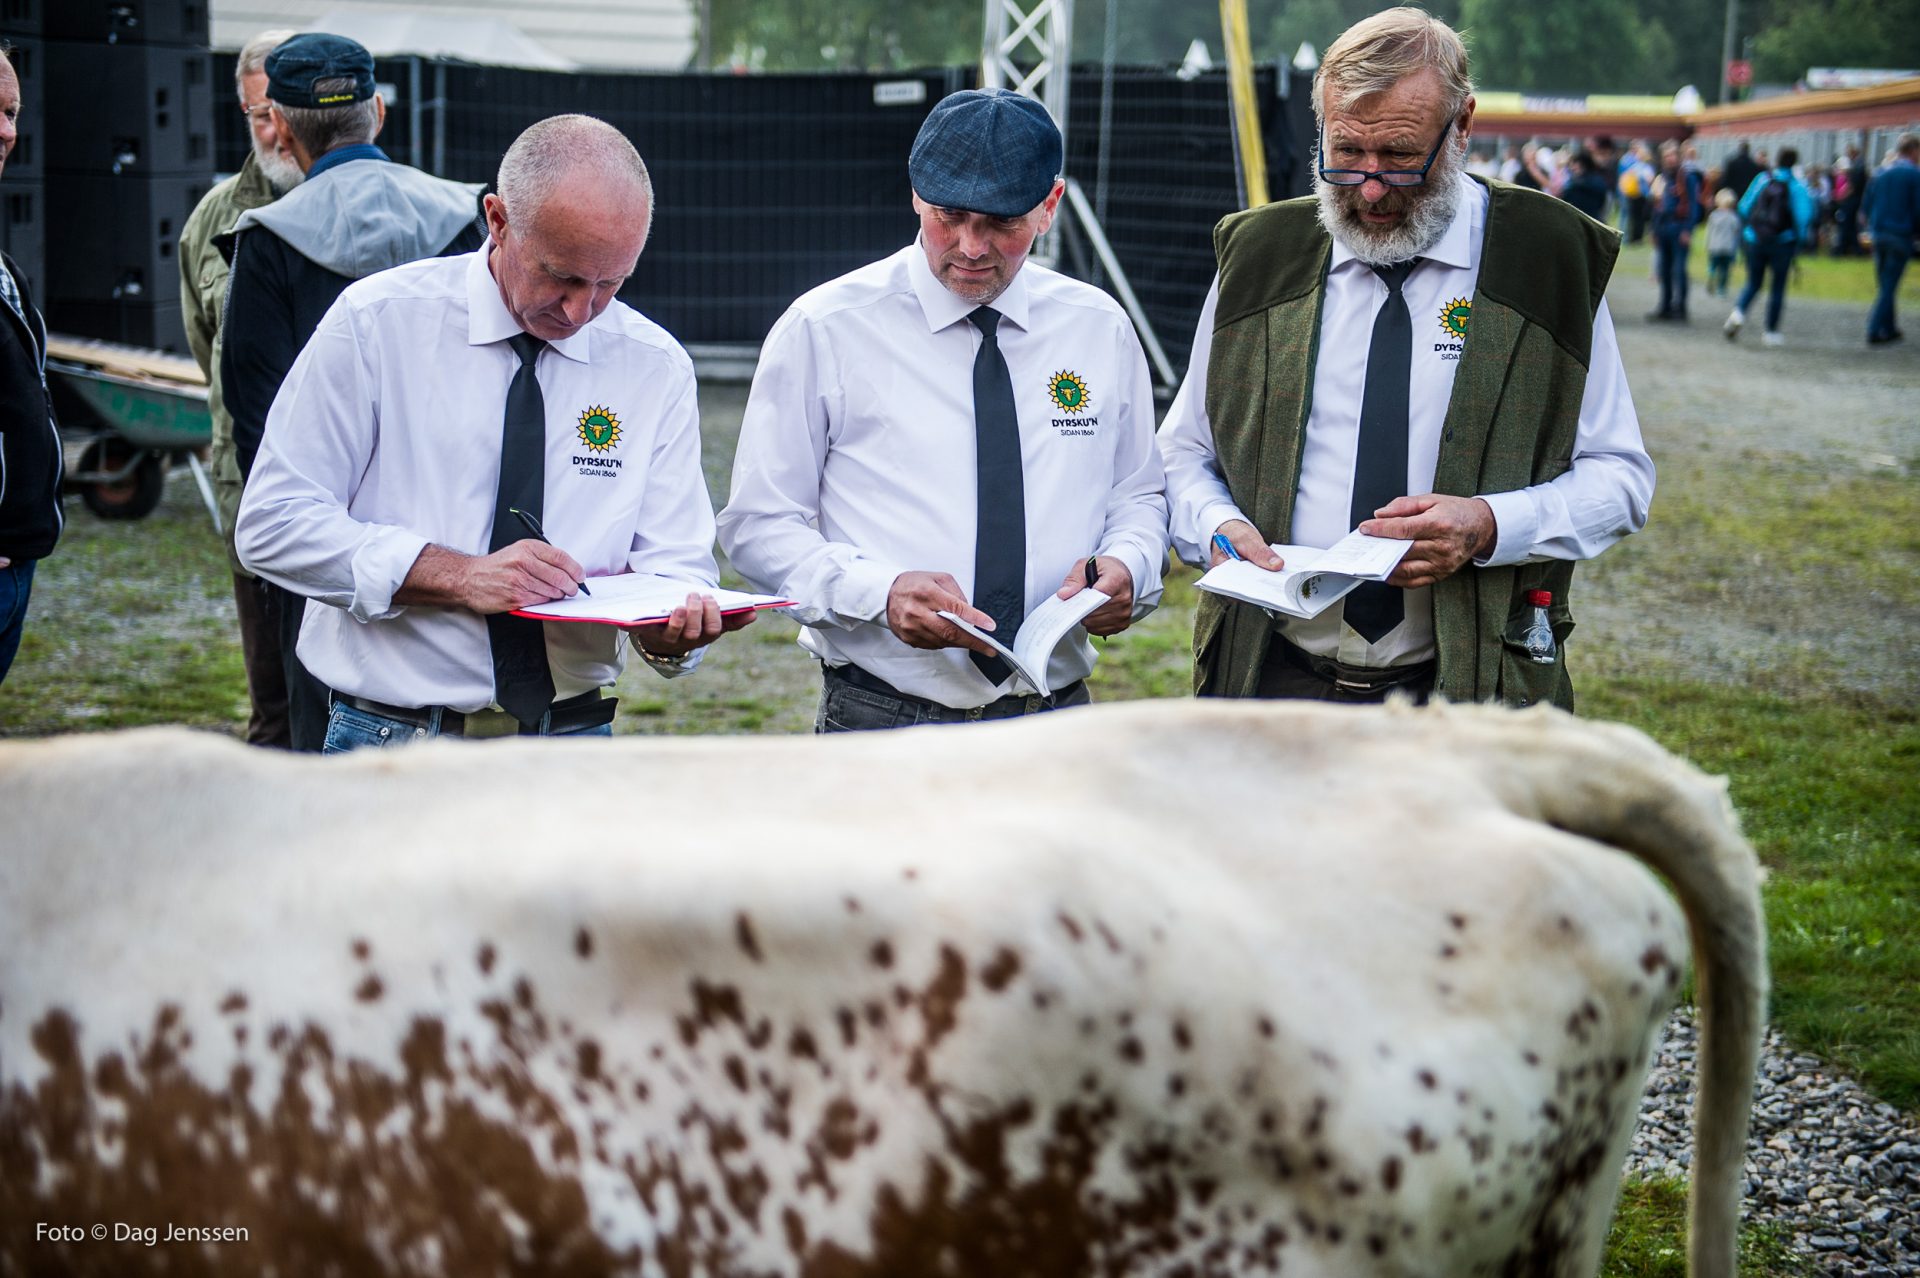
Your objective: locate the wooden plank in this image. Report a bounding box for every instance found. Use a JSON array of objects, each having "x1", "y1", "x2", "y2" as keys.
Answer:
[{"x1": 44, "y1": 334, "x2": 207, "y2": 389}]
